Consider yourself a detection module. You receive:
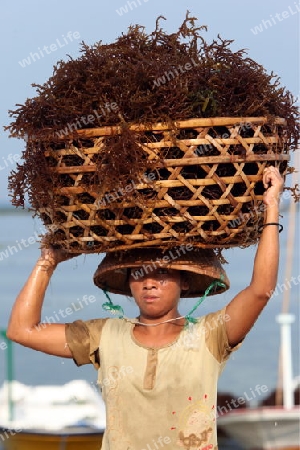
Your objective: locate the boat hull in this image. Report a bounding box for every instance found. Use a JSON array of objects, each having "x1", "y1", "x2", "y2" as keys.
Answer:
[
  {"x1": 217, "y1": 407, "x2": 300, "y2": 450},
  {"x1": 0, "y1": 429, "x2": 103, "y2": 450}
]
